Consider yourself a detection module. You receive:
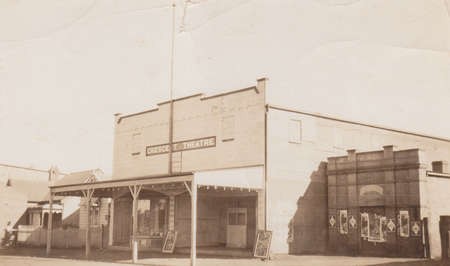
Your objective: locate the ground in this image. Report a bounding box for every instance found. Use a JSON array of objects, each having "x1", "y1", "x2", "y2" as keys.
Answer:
[{"x1": 0, "y1": 247, "x2": 448, "y2": 266}]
